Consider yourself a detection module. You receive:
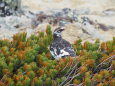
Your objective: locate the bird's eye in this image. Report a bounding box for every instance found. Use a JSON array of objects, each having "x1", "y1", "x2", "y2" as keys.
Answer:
[{"x1": 57, "y1": 31, "x2": 61, "y2": 33}]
